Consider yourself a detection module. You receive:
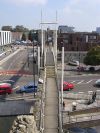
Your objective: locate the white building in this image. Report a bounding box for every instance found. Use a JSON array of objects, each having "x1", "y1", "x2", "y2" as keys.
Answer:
[{"x1": 0, "y1": 31, "x2": 12, "y2": 46}]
